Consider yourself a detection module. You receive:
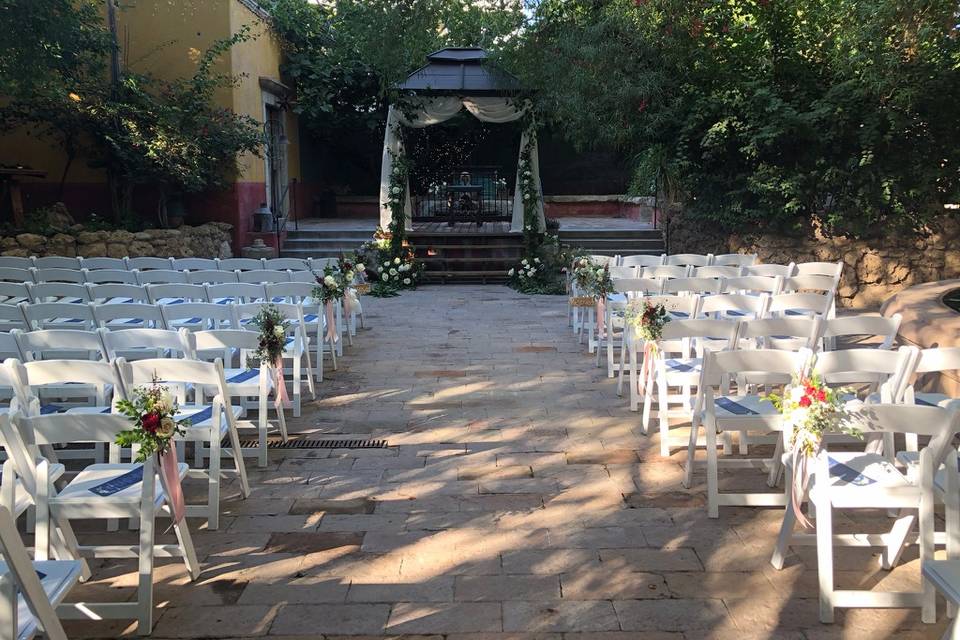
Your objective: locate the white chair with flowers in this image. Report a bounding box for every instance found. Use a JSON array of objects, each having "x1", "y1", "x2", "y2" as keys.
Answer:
[{"x1": 265, "y1": 281, "x2": 332, "y2": 383}]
